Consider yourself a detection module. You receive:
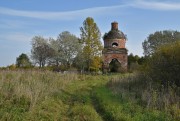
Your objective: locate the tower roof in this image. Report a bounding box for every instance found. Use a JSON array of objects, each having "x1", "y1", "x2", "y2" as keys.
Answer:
[
  {"x1": 103, "y1": 30, "x2": 126, "y2": 39},
  {"x1": 103, "y1": 22, "x2": 126, "y2": 40}
]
